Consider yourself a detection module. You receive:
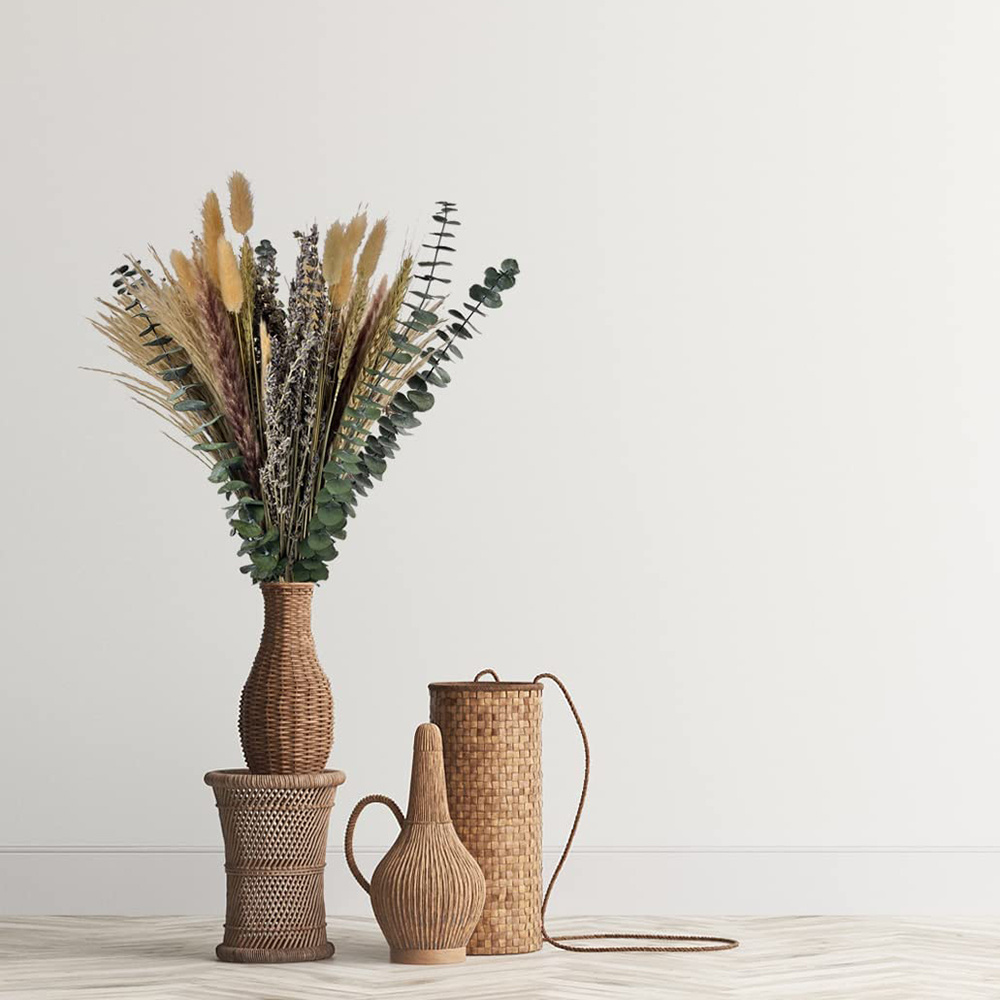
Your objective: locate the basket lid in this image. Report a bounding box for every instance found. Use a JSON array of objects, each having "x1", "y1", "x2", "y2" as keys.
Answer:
[{"x1": 428, "y1": 680, "x2": 543, "y2": 692}]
